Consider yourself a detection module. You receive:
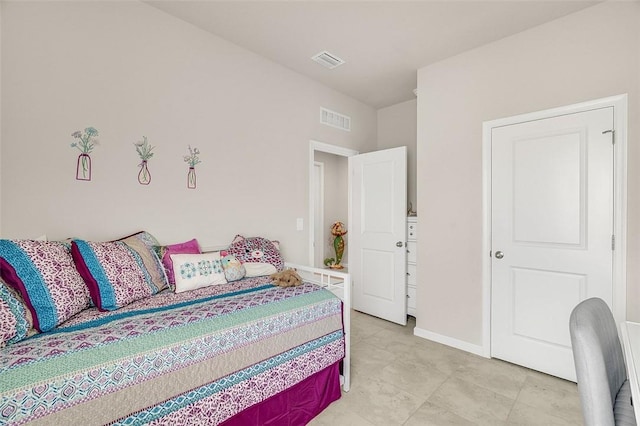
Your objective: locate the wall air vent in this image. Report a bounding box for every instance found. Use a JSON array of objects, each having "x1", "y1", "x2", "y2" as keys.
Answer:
[
  {"x1": 320, "y1": 107, "x2": 351, "y2": 131},
  {"x1": 311, "y1": 51, "x2": 345, "y2": 69}
]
